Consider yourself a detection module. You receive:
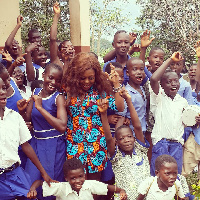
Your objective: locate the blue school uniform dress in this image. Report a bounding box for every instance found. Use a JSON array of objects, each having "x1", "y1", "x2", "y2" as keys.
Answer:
[{"x1": 25, "y1": 88, "x2": 66, "y2": 199}]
